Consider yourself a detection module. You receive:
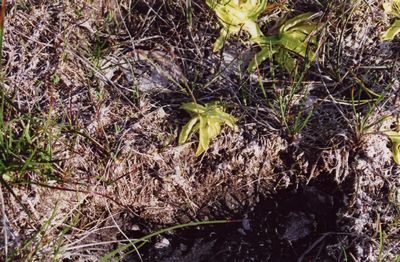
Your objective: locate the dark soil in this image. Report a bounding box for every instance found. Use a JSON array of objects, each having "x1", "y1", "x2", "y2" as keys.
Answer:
[{"x1": 124, "y1": 177, "x2": 349, "y2": 261}]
